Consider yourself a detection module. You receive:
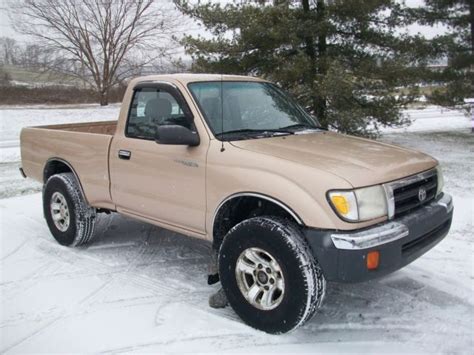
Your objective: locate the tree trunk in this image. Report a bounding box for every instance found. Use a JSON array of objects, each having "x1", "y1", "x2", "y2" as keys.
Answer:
[
  {"x1": 470, "y1": 0, "x2": 473, "y2": 55},
  {"x1": 301, "y1": 0, "x2": 325, "y2": 127},
  {"x1": 315, "y1": 0, "x2": 328, "y2": 128},
  {"x1": 99, "y1": 89, "x2": 109, "y2": 106},
  {"x1": 468, "y1": 0, "x2": 473, "y2": 133}
]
